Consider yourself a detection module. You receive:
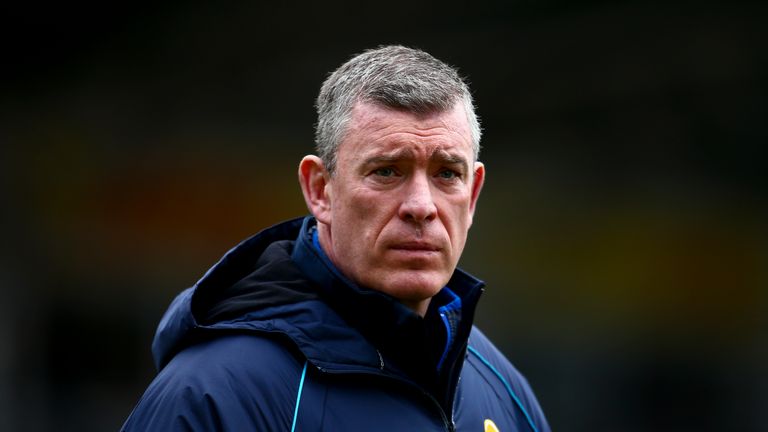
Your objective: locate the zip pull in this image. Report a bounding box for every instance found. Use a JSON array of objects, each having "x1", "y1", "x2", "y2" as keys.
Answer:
[{"x1": 376, "y1": 349, "x2": 384, "y2": 370}]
